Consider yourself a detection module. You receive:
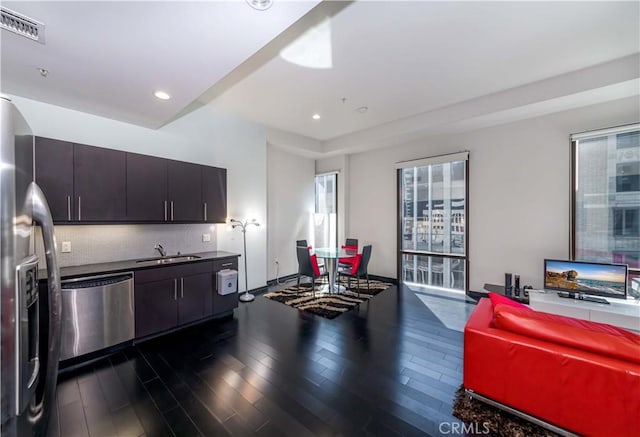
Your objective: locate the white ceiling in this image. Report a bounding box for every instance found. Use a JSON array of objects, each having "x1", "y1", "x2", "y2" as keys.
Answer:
[
  {"x1": 208, "y1": 1, "x2": 640, "y2": 153},
  {"x1": 1, "y1": 1, "x2": 638, "y2": 156},
  {"x1": 0, "y1": 1, "x2": 320, "y2": 128}
]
